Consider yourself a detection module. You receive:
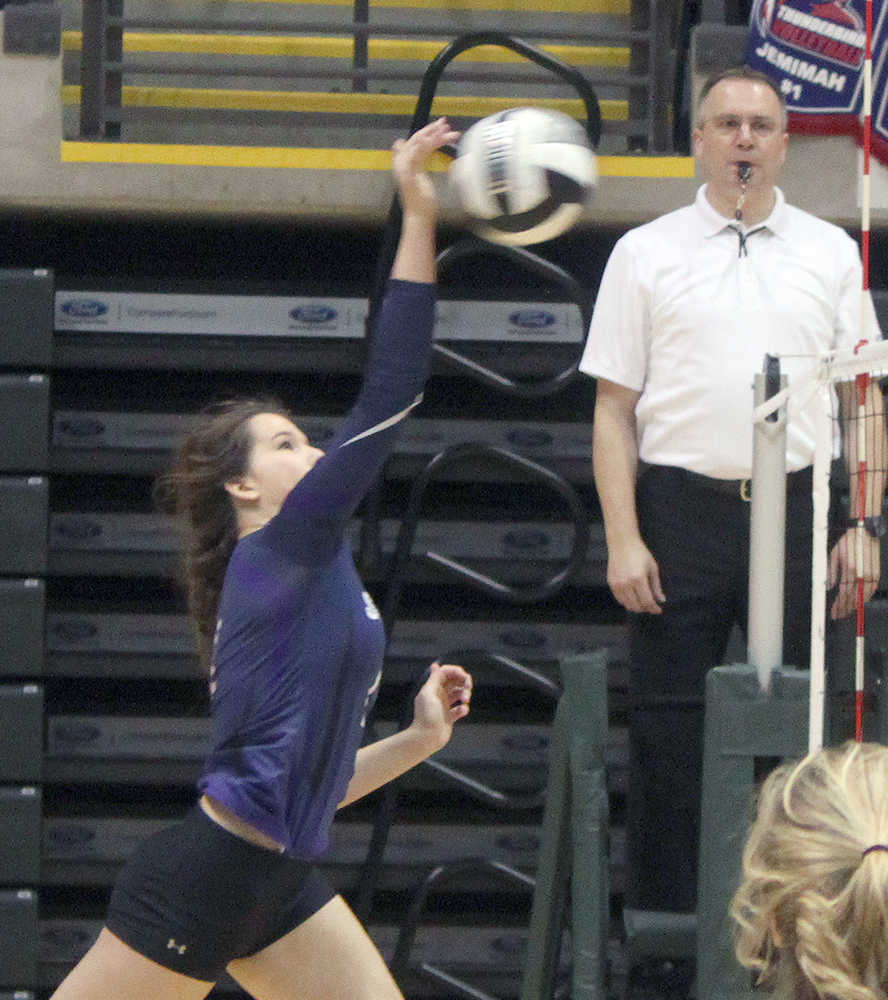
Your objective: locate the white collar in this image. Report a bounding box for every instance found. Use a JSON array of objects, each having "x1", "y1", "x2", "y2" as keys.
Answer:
[{"x1": 695, "y1": 184, "x2": 788, "y2": 239}]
